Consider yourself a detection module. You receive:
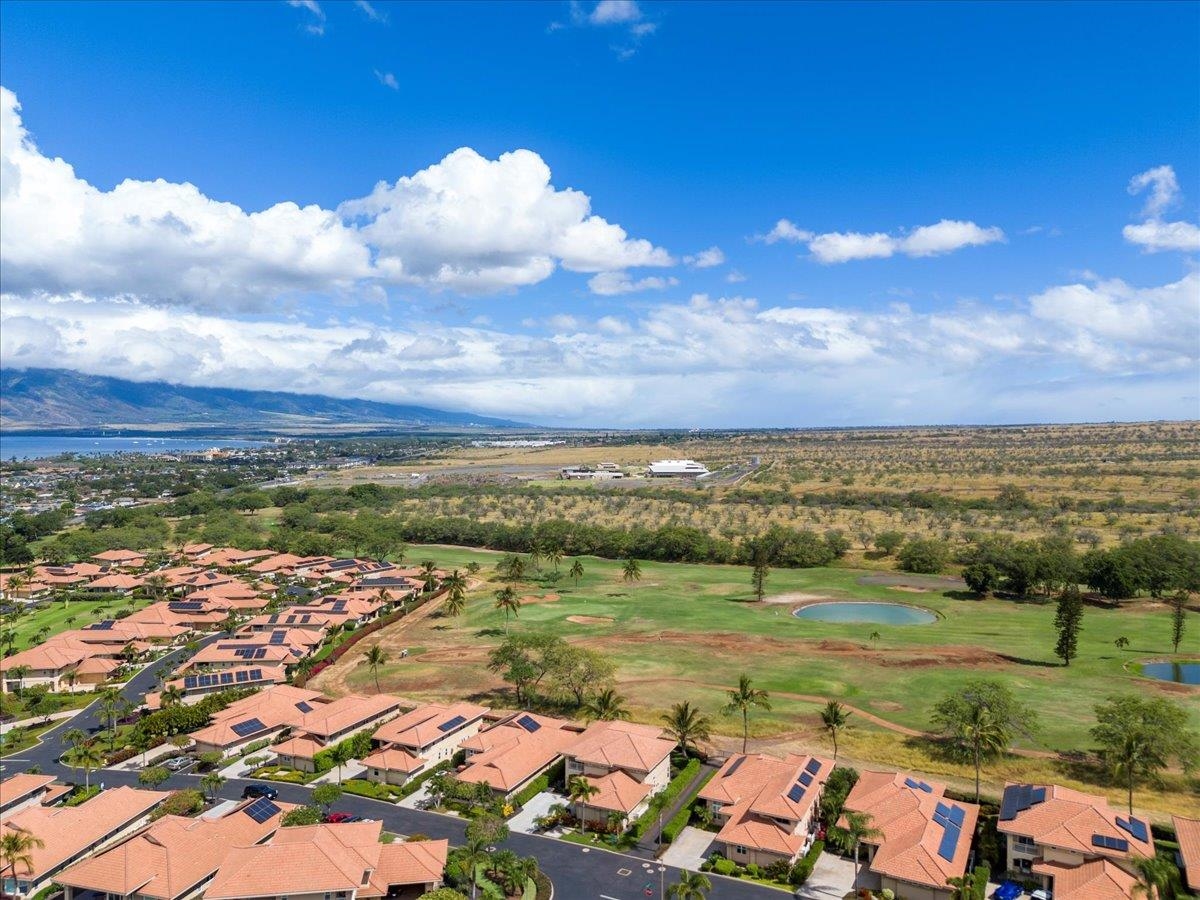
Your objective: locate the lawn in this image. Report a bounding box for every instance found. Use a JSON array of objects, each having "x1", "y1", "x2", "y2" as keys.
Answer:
[
  {"x1": 7, "y1": 595, "x2": 154, "y2": 649},
  {"x1": 310, "y1": 545, "x2": 1199, "y2": 817}
]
